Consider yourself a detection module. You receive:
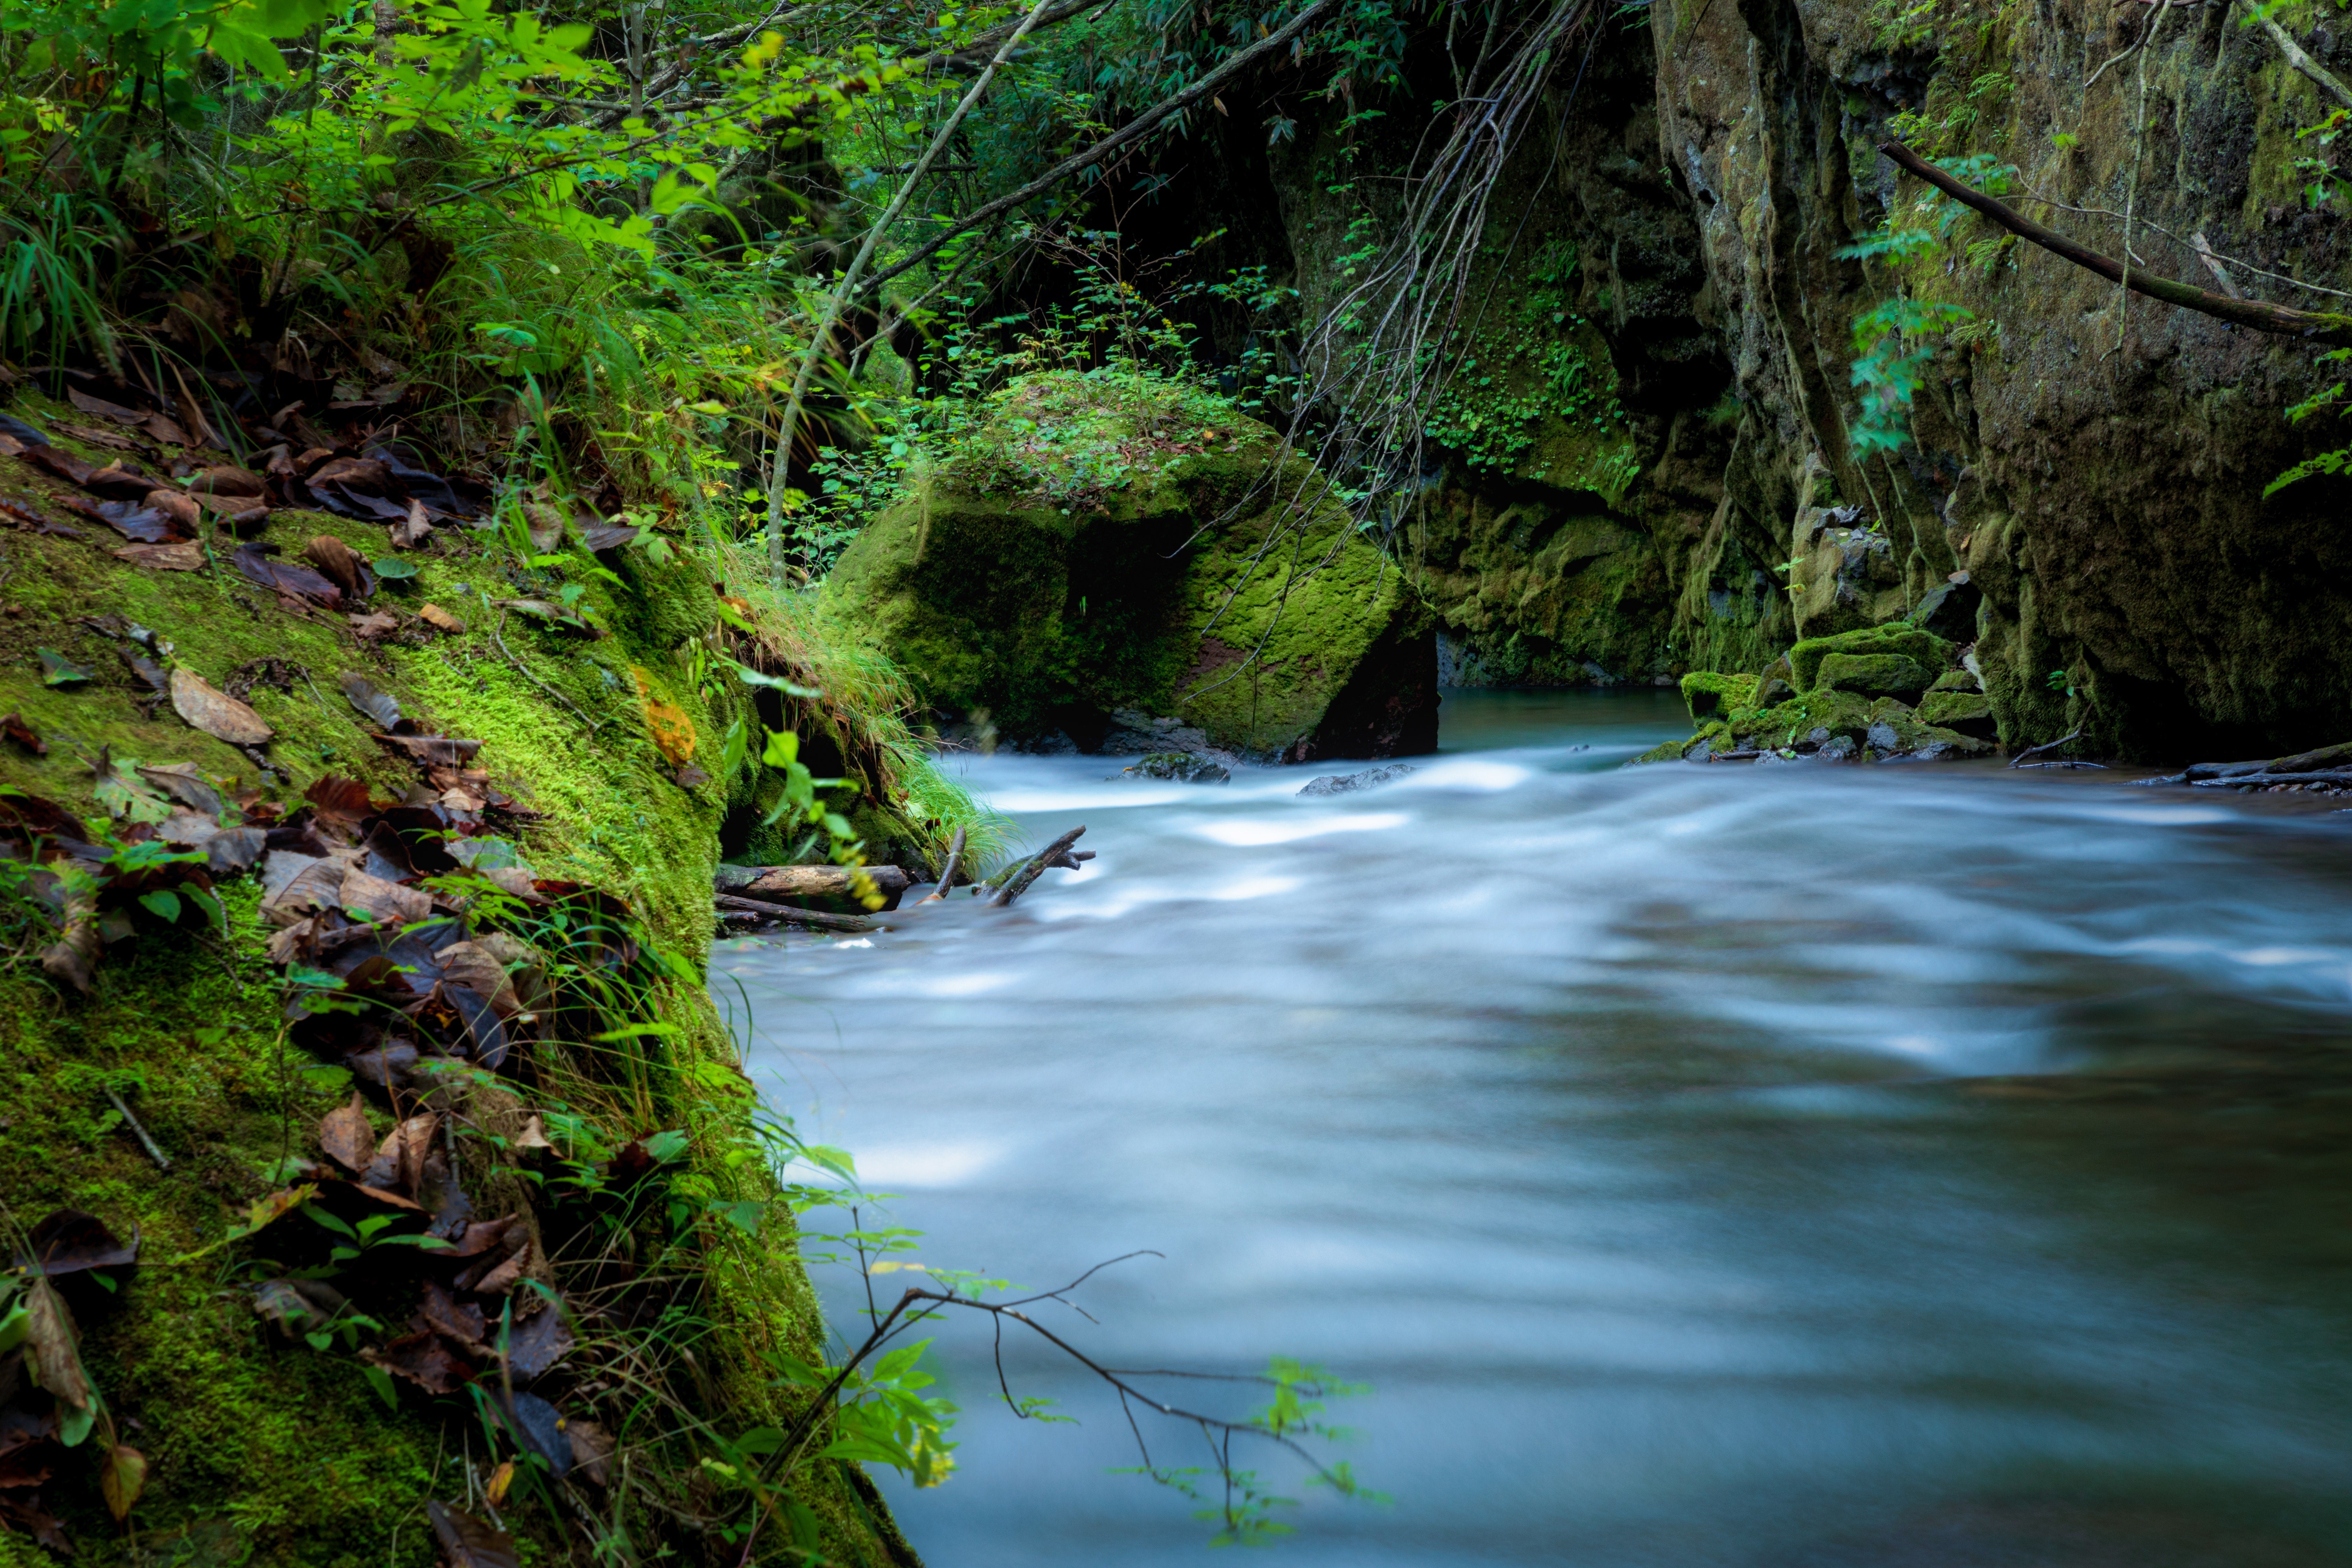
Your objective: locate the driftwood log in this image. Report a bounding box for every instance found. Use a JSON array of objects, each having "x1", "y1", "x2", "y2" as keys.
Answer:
[
  {"x1": 716, "y1": 863, "x2": 910, "y2": 909},
  {"x1": 714, "y1": 890, "x2": 879, "y2": 932},
  {"x1": 988, "y1": 826, "x2": 1086, "y2": 908}
]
